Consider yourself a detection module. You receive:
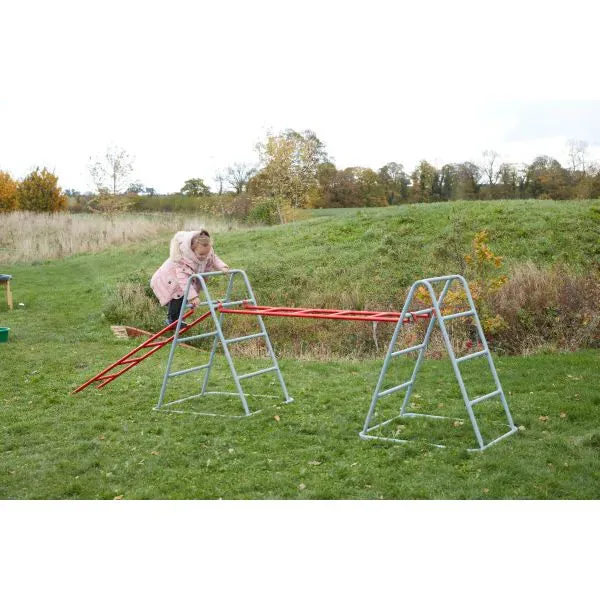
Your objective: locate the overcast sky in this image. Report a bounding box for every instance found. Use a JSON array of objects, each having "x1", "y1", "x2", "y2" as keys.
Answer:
[{"x1": 1, "y1": 0, "x2": 599, "y2": 193}]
